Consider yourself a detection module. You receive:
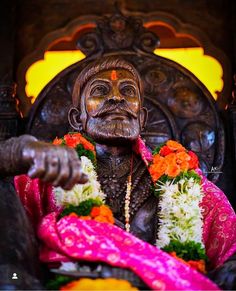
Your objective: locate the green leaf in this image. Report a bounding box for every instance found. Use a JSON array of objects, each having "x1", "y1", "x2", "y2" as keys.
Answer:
[
  {"x1": 75, "y1": 144, "x2": 96, "y2": 166},
  {"x1": 60, "y1": 198, "x2": 102, "y2": 218},
  {"x1": 46, "y1": 274, "x2": 74, "y2": 290},
  {"x1": 162, "y1": 240, "x2": 208, "y2": 261}
]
